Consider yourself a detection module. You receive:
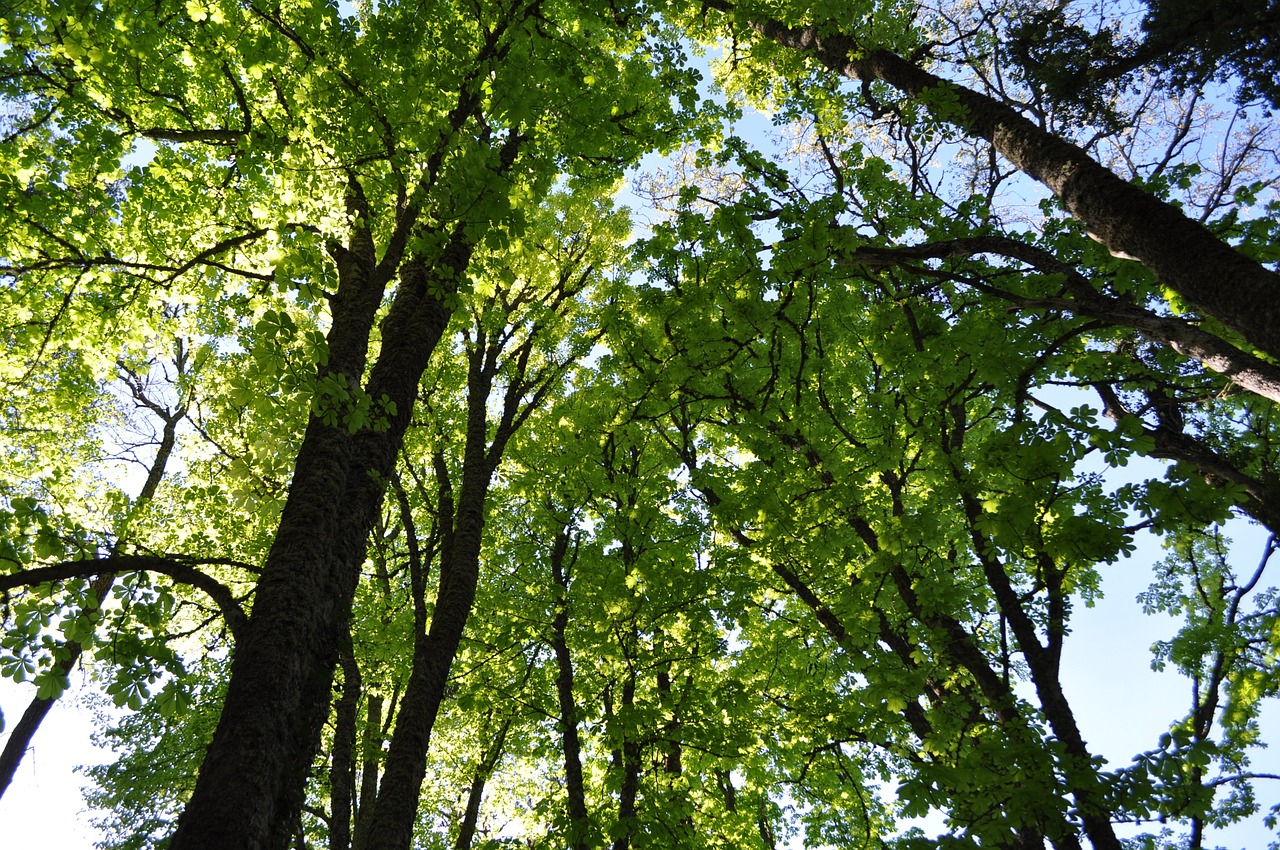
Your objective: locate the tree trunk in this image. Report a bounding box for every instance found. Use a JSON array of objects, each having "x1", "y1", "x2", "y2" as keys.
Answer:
[
  {"x1": 169, "y1": 234, "x2": 460, "y2": 850},
  {"x1": 959, "y1": 492, "x2": 1124, "y2": 850},
  {"x1": 550, "y1": 529, "x2": 591, "y2": 850},
  {"x1": 452, "y1": 714, "x2": 512, "y2": 850},
  {"x1": 330, "y1": 645, "x2": 361, "y2": 850},
  {"x1": 453, "y1": 774, "x2": 487, "y2": 850},
  {"x1": 361, "y1": 312, "x2": 521, "y2": 850},
  {"x1": 734, "y1": 11, "x2": 1280, "y2": 360},
  {"x1": 351, "y1": 694, "x2": 384, "y2": 850},
  {"x1": 610, "y1": 673, "x2": 641, "y2": 850}
]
